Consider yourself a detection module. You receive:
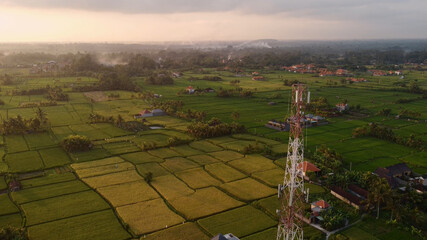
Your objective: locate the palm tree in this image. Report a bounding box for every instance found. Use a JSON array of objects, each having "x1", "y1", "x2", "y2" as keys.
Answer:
[
  {"x1": 35, "y1": 107, "x2": 47, "y2": 124},
  {"x1": 367, "y1": 177, "x2": 391, "y2": 219}
]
